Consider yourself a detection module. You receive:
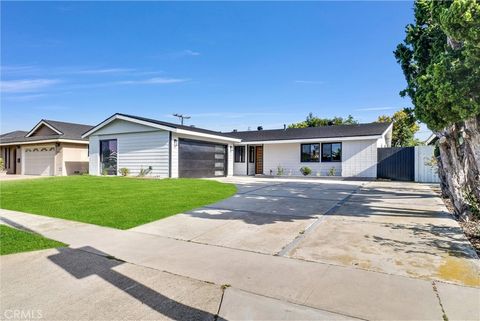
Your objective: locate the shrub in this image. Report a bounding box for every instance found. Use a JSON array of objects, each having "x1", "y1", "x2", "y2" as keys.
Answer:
[
  {"x1": 327, "y1": 167, "x2": 336, "y2": 176},
  {"x1": 276, "y1": 166, "x2": 285, "y2": 176},
  {"x1": 0, "y1": 158, "x2": 4, "y2": 171},
  {"x1": 424, "y1": 155, "x2": 438, "y2": 174},
  {"x1": 118, "y1": 168, "x2": 130, "y2": 177},
  {"x1": 300, "y1": 166, "x2": 312, "y2": 176},
  {"x1": 138, "y1": 166, "x2": 152, "y2": 177}
]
